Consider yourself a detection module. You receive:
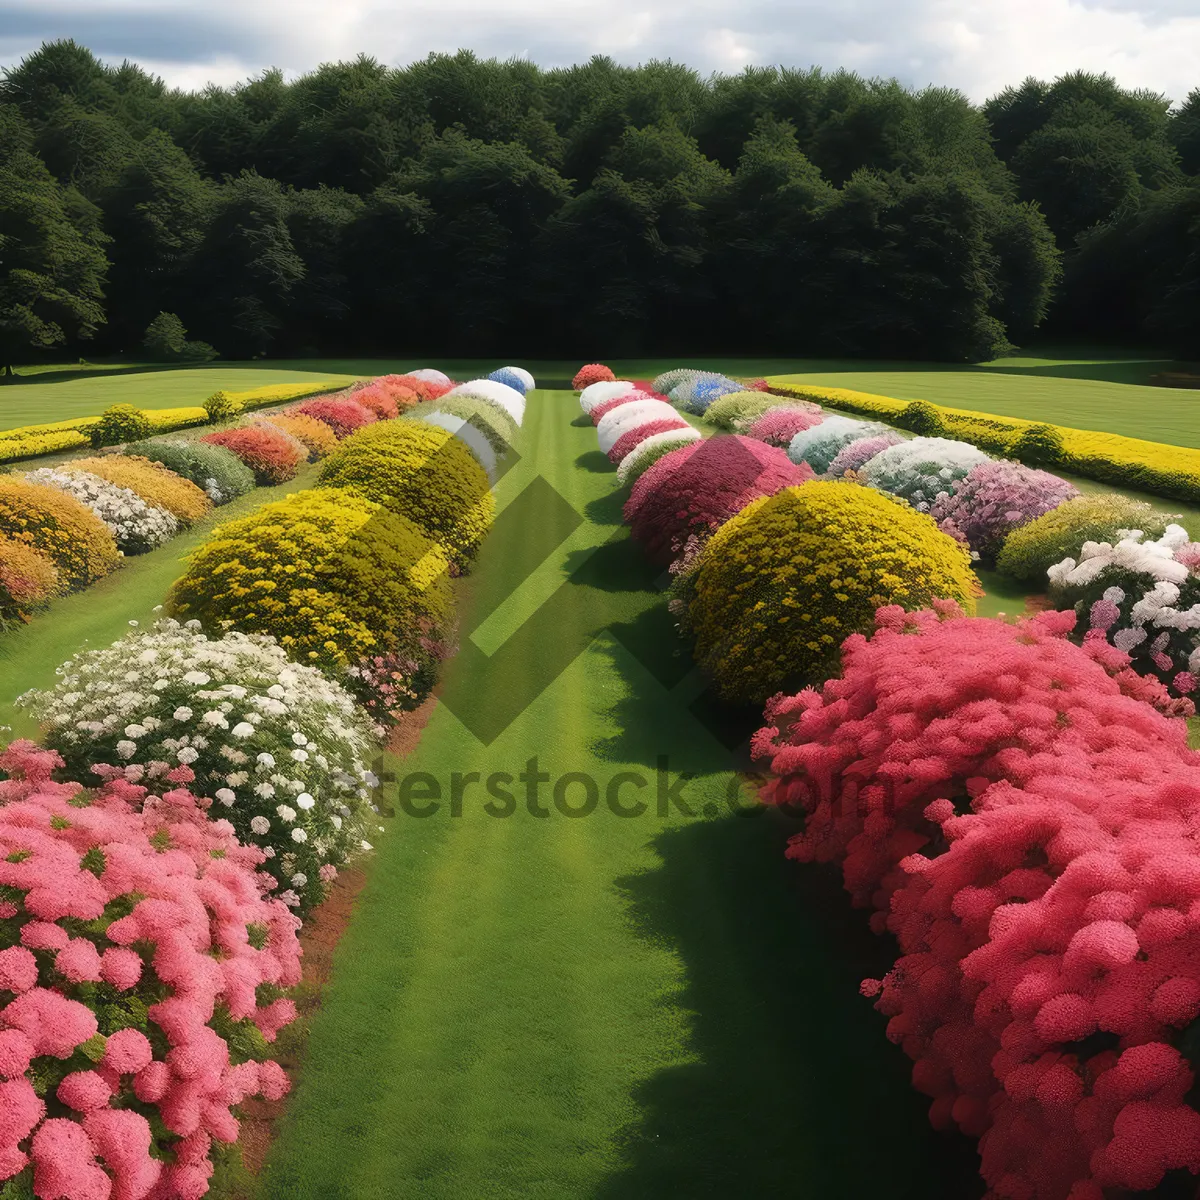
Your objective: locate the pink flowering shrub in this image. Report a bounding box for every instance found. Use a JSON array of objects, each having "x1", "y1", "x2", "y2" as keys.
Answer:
[
  {"x1": 0, "y1": 741, "x2": 300, "y2": 1200},
  {"x1": 572, "y1": 364, "x2": 615, "y2": 391},
  {"x1": 931, "y1": 460, "x2": 1080, "y2": 563},
  {"x1": 753, "y1": 604, "x2": 1200, "y2": 1198},
  {"x1": 745, "y1": 406, "x2": 825, "y2": 448},
  {"x1": 608, "y1": 417, "x2": 690, "y2": 465},
  {"x1": 824, "y1": 432, "x2": 906, "y2": 479},
  {"x1": 624, "y1": 436, "x2": 814, "y2": 566},
  {"x1": 291, "y1": 397, "x2": 377, "y2": 440}
]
